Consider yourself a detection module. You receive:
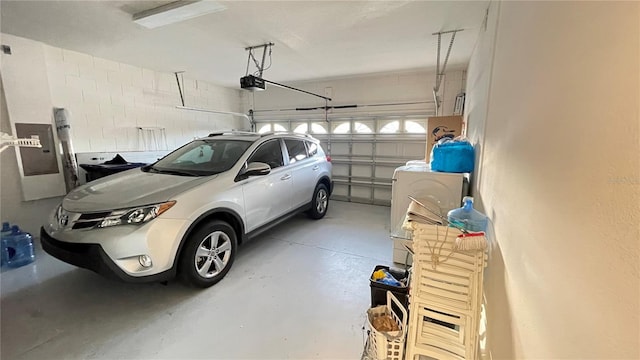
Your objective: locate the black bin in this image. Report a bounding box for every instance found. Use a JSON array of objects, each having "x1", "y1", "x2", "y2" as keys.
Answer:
[
  {"x1": 370, "y1": 265, "x2": 409, "y2": 311},
  {"x1": 369, "y1": 265, "x2": 458, "y2": 330}
]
